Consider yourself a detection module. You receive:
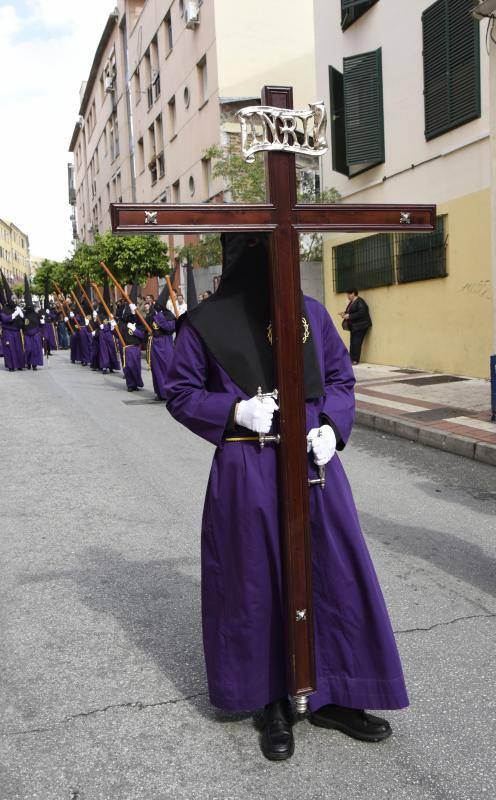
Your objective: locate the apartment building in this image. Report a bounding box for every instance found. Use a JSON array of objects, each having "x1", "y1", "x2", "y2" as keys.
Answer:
[
  {"x1": 0, "y1": 218, "x2": 31, "y2": 285},
  {"x1": 314, "y1": 0, "x2": 491, "y2": 378},
  {"x1": 68, "y1": 0, "x2": 317, "y2": 292}
]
